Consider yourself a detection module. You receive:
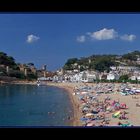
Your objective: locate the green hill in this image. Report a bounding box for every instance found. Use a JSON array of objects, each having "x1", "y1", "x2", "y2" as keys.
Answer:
[
  {"x1": 63, "y1": 50, "x2": 140, "y2": 72},
  {"x1": 0, "y1": 52, "x2": 37, "y2": 80}
]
